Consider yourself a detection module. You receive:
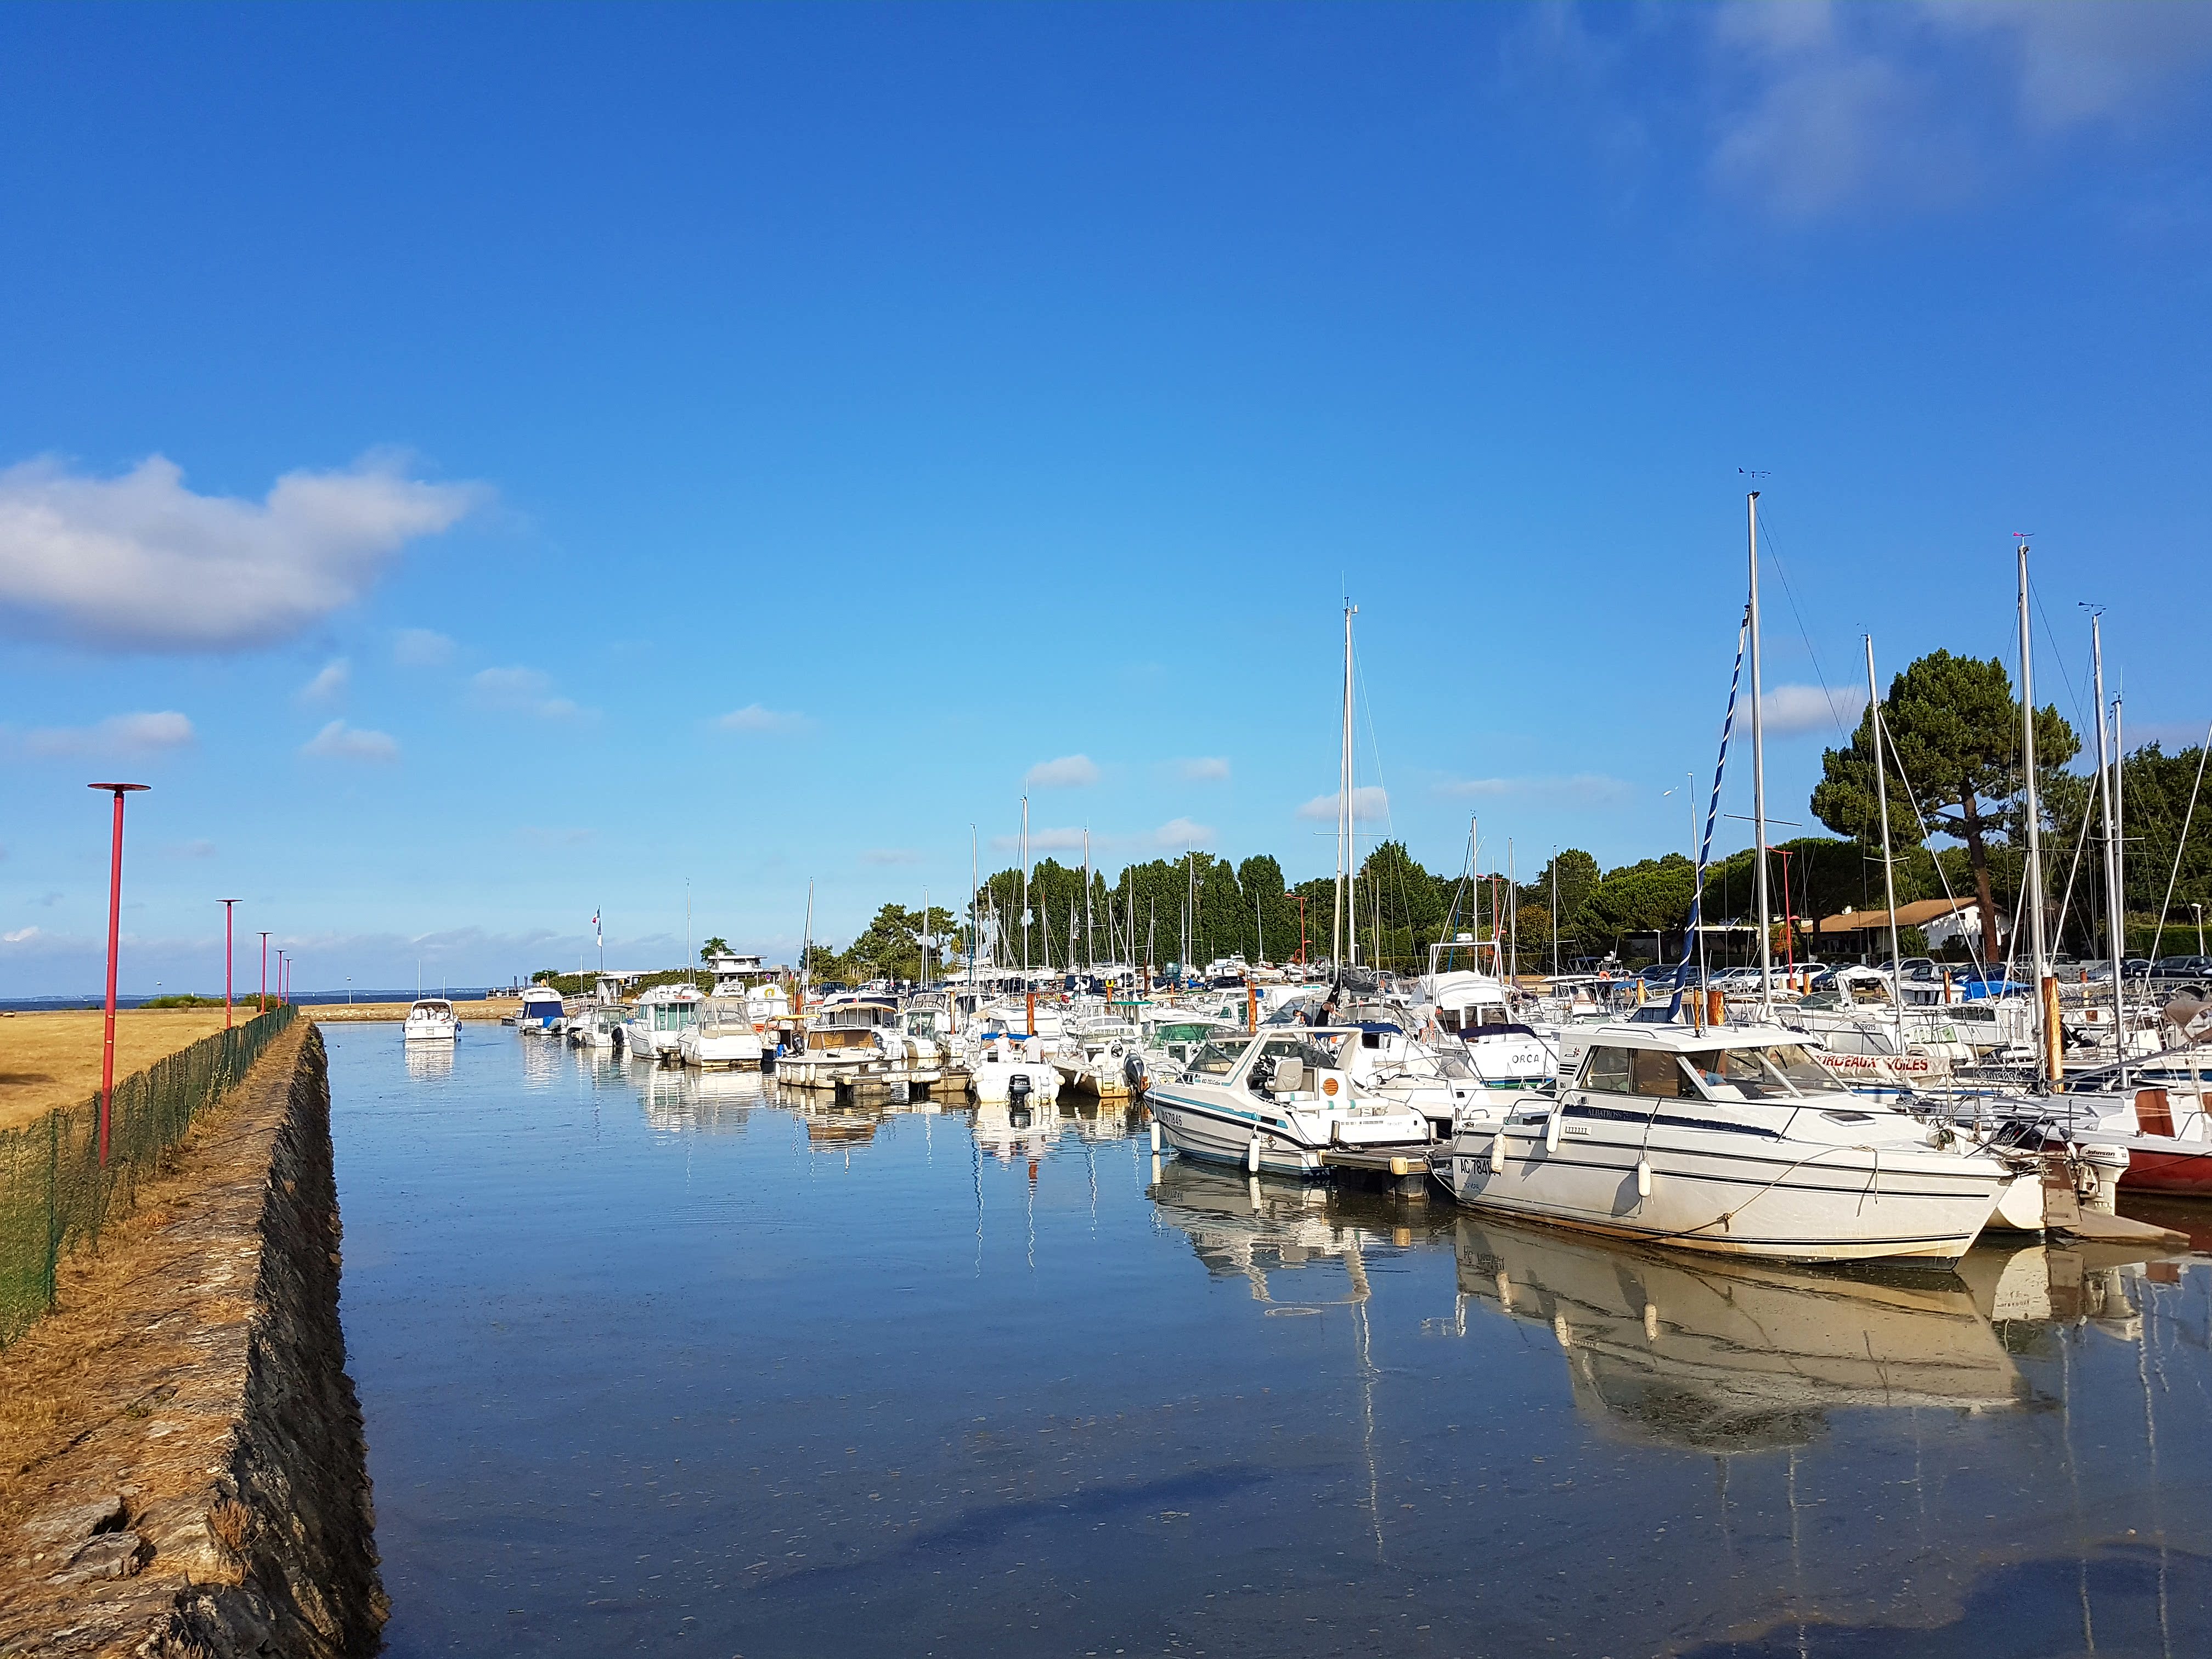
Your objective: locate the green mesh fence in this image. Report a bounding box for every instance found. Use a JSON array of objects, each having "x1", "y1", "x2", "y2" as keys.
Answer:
[{"x1": 0, "y1": 1002, "x2": 298, "y2": 1349}]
